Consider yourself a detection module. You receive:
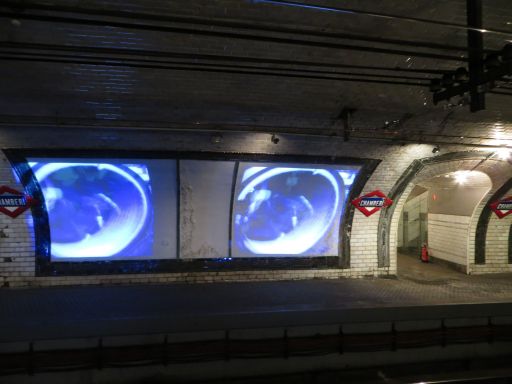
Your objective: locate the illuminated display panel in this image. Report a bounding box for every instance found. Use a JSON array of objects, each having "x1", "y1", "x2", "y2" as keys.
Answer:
[
  {"x1": 25, "y1": 156, "x2": 361, "y2": 264},
  {"x1": 232, "y1": 163, "x2": 360, "y2": 257},
  {"x1": 28, "y1": 158, "x2": 177, "y2": 261}
]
